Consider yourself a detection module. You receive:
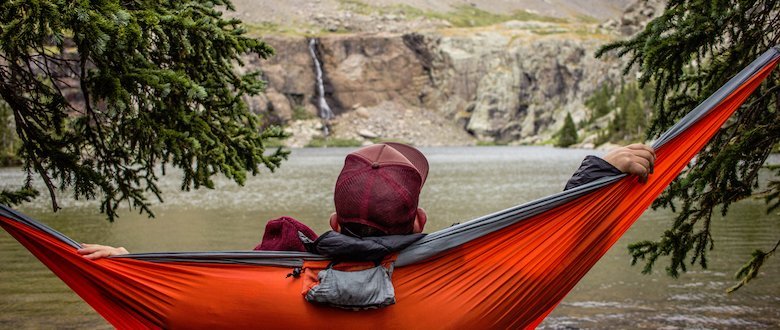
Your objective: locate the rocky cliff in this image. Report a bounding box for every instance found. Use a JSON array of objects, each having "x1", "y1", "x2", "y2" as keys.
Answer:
[
  {"x1": 416, "y1": 29, "x2": 622, "y2": 144},
  {"x1": 246, "y1": 24, "x2": 625, "y2": 146}
]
